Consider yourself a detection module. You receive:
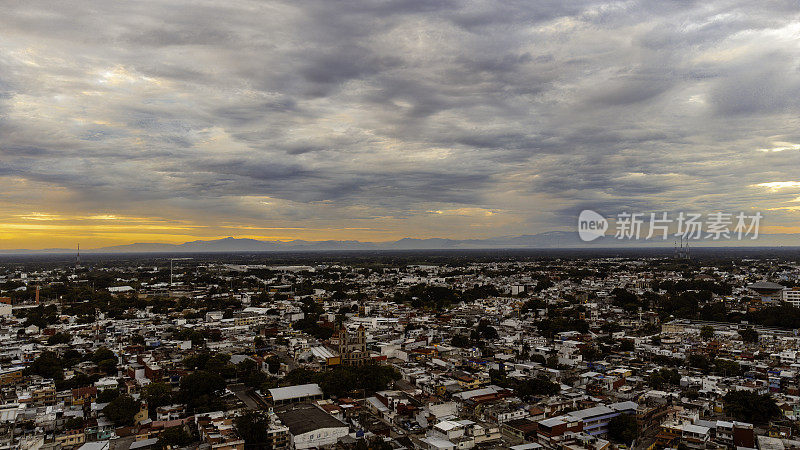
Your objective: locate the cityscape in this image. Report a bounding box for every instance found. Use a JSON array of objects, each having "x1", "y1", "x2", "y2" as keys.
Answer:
[
  {"x1": 2, "y1": 249, "x2": 800, "y2": 449},
  {"x1": 2, "y1": 0, "x2": 800, "y2": 449}
]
